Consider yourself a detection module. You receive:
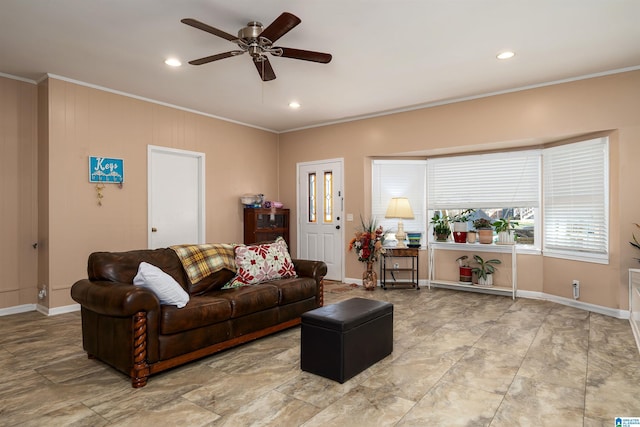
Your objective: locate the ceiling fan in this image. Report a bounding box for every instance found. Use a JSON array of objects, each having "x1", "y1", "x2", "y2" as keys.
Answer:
[{"x1": 181, "y1": 12, "x2": 332, "y2": 81}]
